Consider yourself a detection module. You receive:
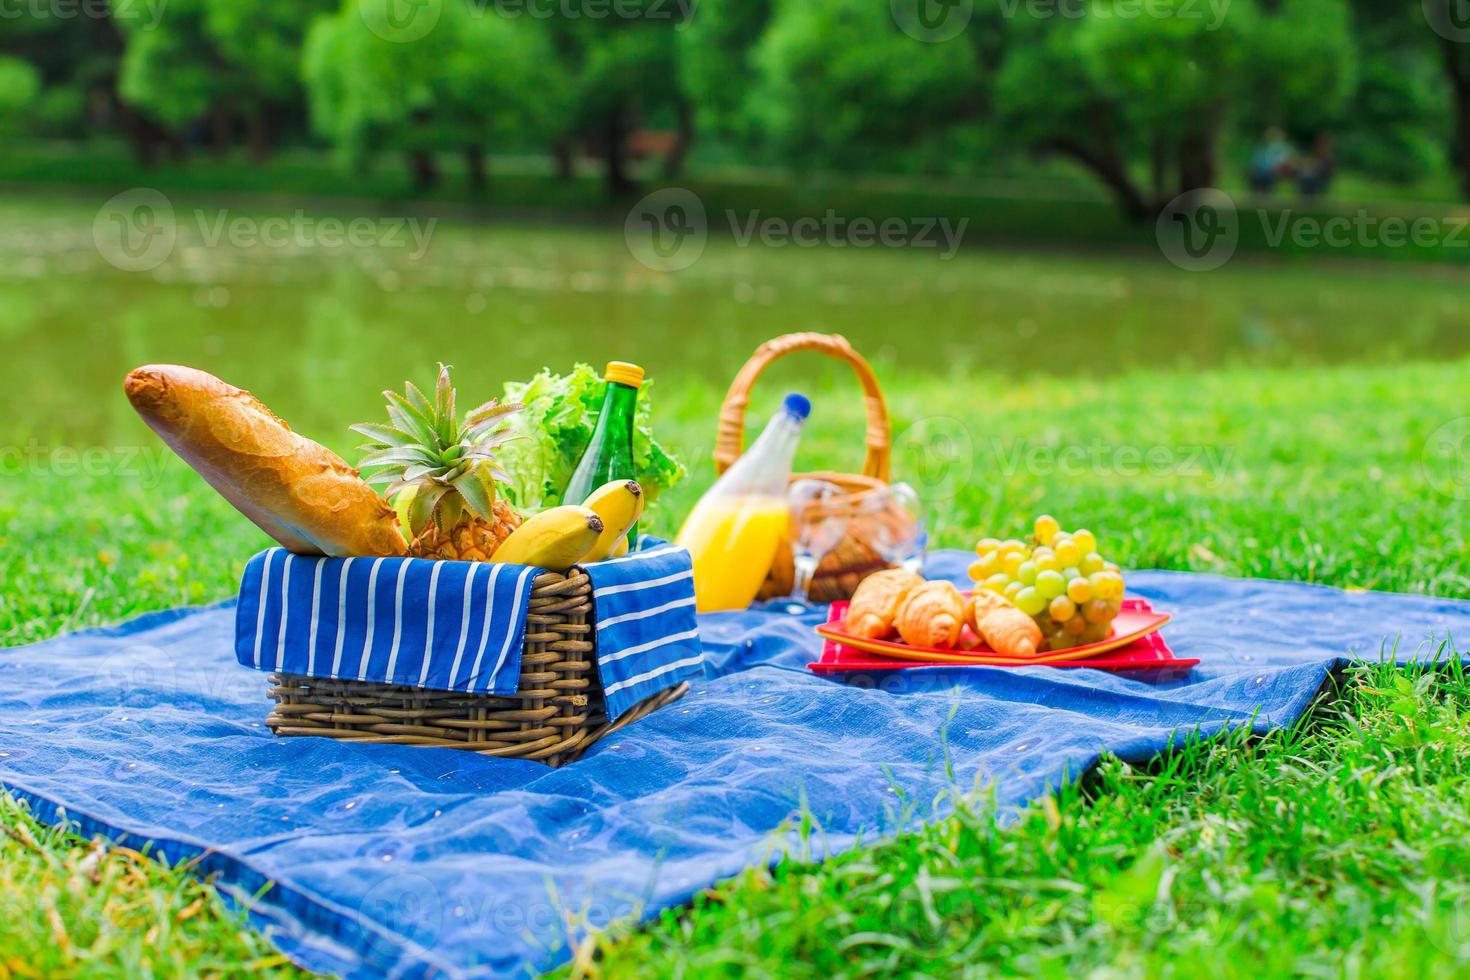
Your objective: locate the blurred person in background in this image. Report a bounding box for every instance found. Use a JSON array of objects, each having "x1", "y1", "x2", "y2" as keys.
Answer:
[
  {"x1": 1248, "y1": 127, "x2": 1296, "y2": 195},
  {"x1": 1296, "y1": 133, "x2": 1336, "y2": 198}
]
